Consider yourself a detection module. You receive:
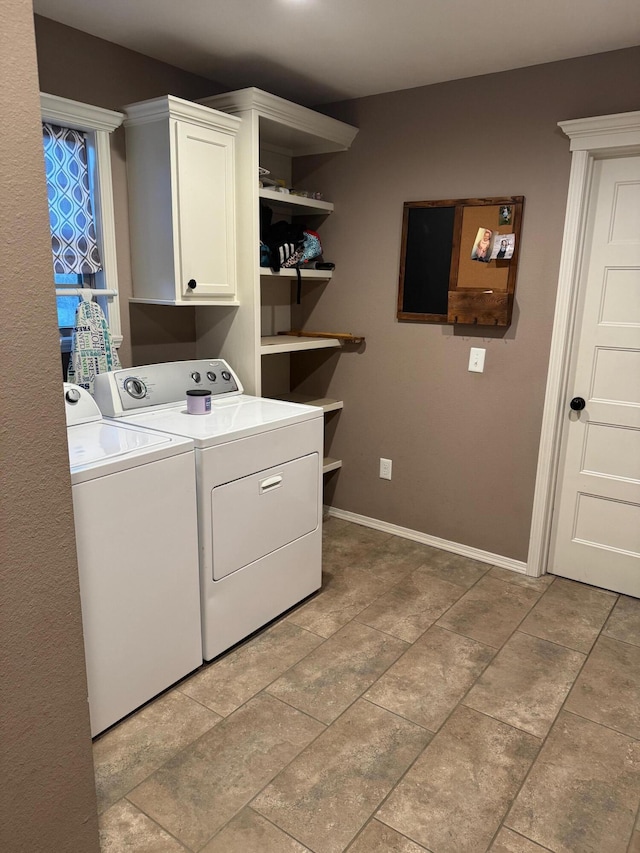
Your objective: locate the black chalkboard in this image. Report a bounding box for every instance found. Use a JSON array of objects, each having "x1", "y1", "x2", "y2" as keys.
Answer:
[{"x1": 399, "y1": 206, "x2": 455, "y2": 319}]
